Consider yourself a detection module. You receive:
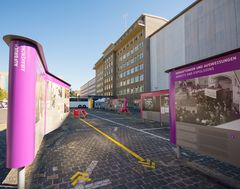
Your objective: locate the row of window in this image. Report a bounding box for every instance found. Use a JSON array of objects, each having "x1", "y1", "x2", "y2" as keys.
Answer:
[
  {"x1": 117, "y1": 32, "x2": 143, "y2": 54},
  {"x1": 119, "y1": 42, "x2": 144, "y2": 62},
  {"x1": 97, "y1": 82, "x2": 103, "y2": 88},
  {"x1": 104, "y1": 76, "x2": 113, "y2": 84},
  {"x1": 104, "y1": 61, "x2": 113, "y2": 70},
  {"x1": 104, "y1": 92, "x2": 112, "y2": 96},
  {"x1": 119, "y1": 52, "x2": 144, "y2": 70},
  {"x1": 118, "y1": 85, "x2": 144, "y2": 95},
  {"x1": 97, "y1": 89, "x2": 103, "y2": 93},
  {"x1": 104, "y1": 84, "x2": 113, "y2": 90},
  {"x1": 96, "y1": 70, "x2": 103, "y2": 75},
  {"x1": 119, "y1": 64, "x2": 144, "y2": 79},
  {"x1": 119, "y1": 74, "x2": 144, "y2": 87},
  {"x1": 104, "y1": 68, "x2": 113, "y2": 77},
  {"x1": 104, "y1": 54, "x2": 113, "y2": 63},
  {"x1": 97, "y1": 75, "x2": 103, "y2": 81}
]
